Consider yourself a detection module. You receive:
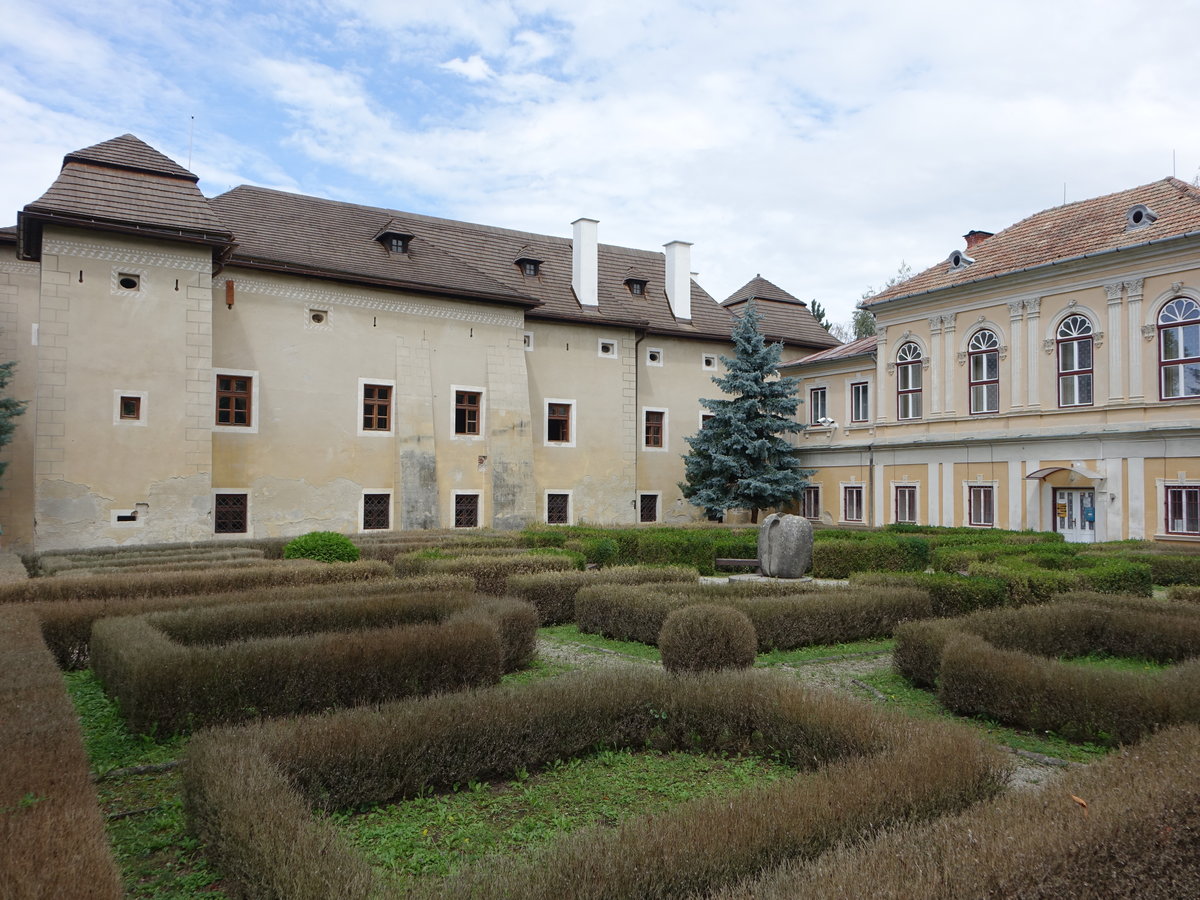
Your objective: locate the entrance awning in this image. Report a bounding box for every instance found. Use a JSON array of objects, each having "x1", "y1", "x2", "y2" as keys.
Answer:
[{"x1": 1025, "y1": 464, "x2": 1105, "y2": 481}]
